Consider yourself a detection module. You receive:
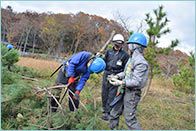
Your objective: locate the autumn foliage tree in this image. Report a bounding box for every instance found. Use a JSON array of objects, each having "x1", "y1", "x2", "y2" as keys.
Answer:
[
  {"x1": 40, "y1": 15, "x2": 61, "y2": 55},
  {"x1": 1, "y1": 6, "x2": 126, "y2": 56}
]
